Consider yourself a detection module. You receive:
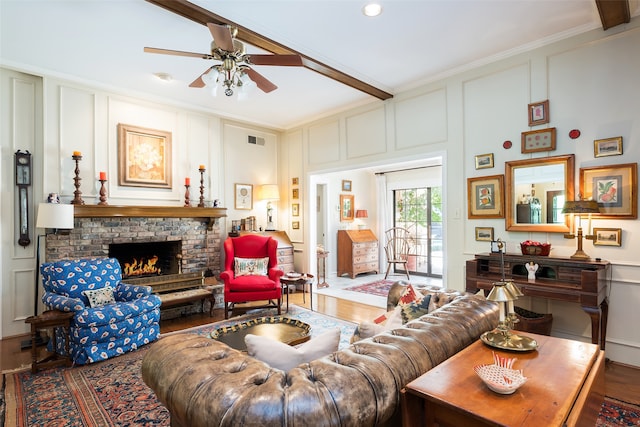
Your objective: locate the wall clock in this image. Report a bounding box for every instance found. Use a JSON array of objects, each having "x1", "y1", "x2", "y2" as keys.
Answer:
[{"x1": 15, "y1": 150, "x2": 32, "y2": 247}]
